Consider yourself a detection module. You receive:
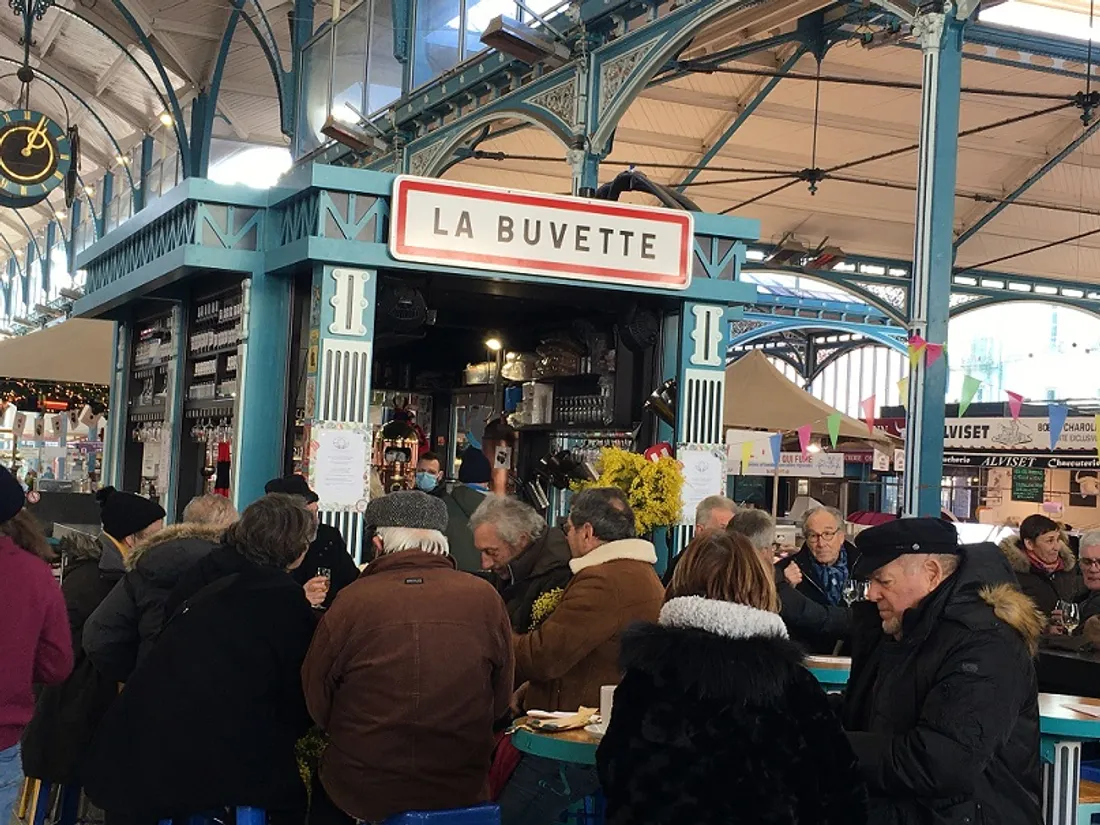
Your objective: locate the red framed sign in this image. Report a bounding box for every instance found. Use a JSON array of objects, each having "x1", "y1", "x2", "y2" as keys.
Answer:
[{"x1": 389, "y1": 176, "x2": 694, "y2": 290}]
